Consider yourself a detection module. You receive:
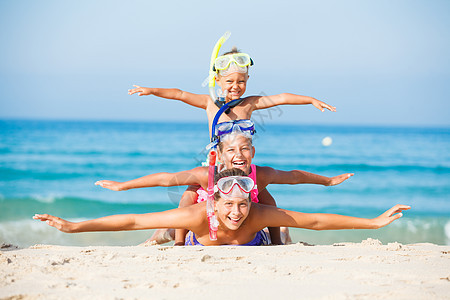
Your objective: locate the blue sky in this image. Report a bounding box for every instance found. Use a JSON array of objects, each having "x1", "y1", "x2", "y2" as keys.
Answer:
[{"x1": 1, "y1": 0, "x2": 449, "y2": 126}]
